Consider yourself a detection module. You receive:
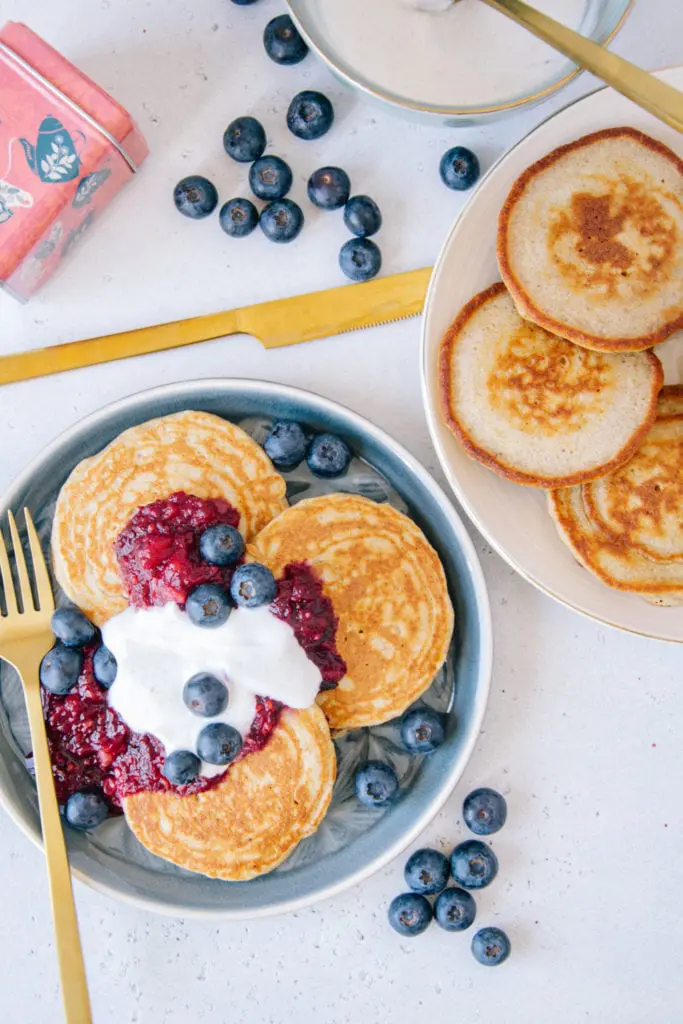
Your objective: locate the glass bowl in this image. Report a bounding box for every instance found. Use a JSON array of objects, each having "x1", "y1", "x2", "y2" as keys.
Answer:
[{"x1": 287, "y1": 0, "x2": 634, "y2": 125}]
